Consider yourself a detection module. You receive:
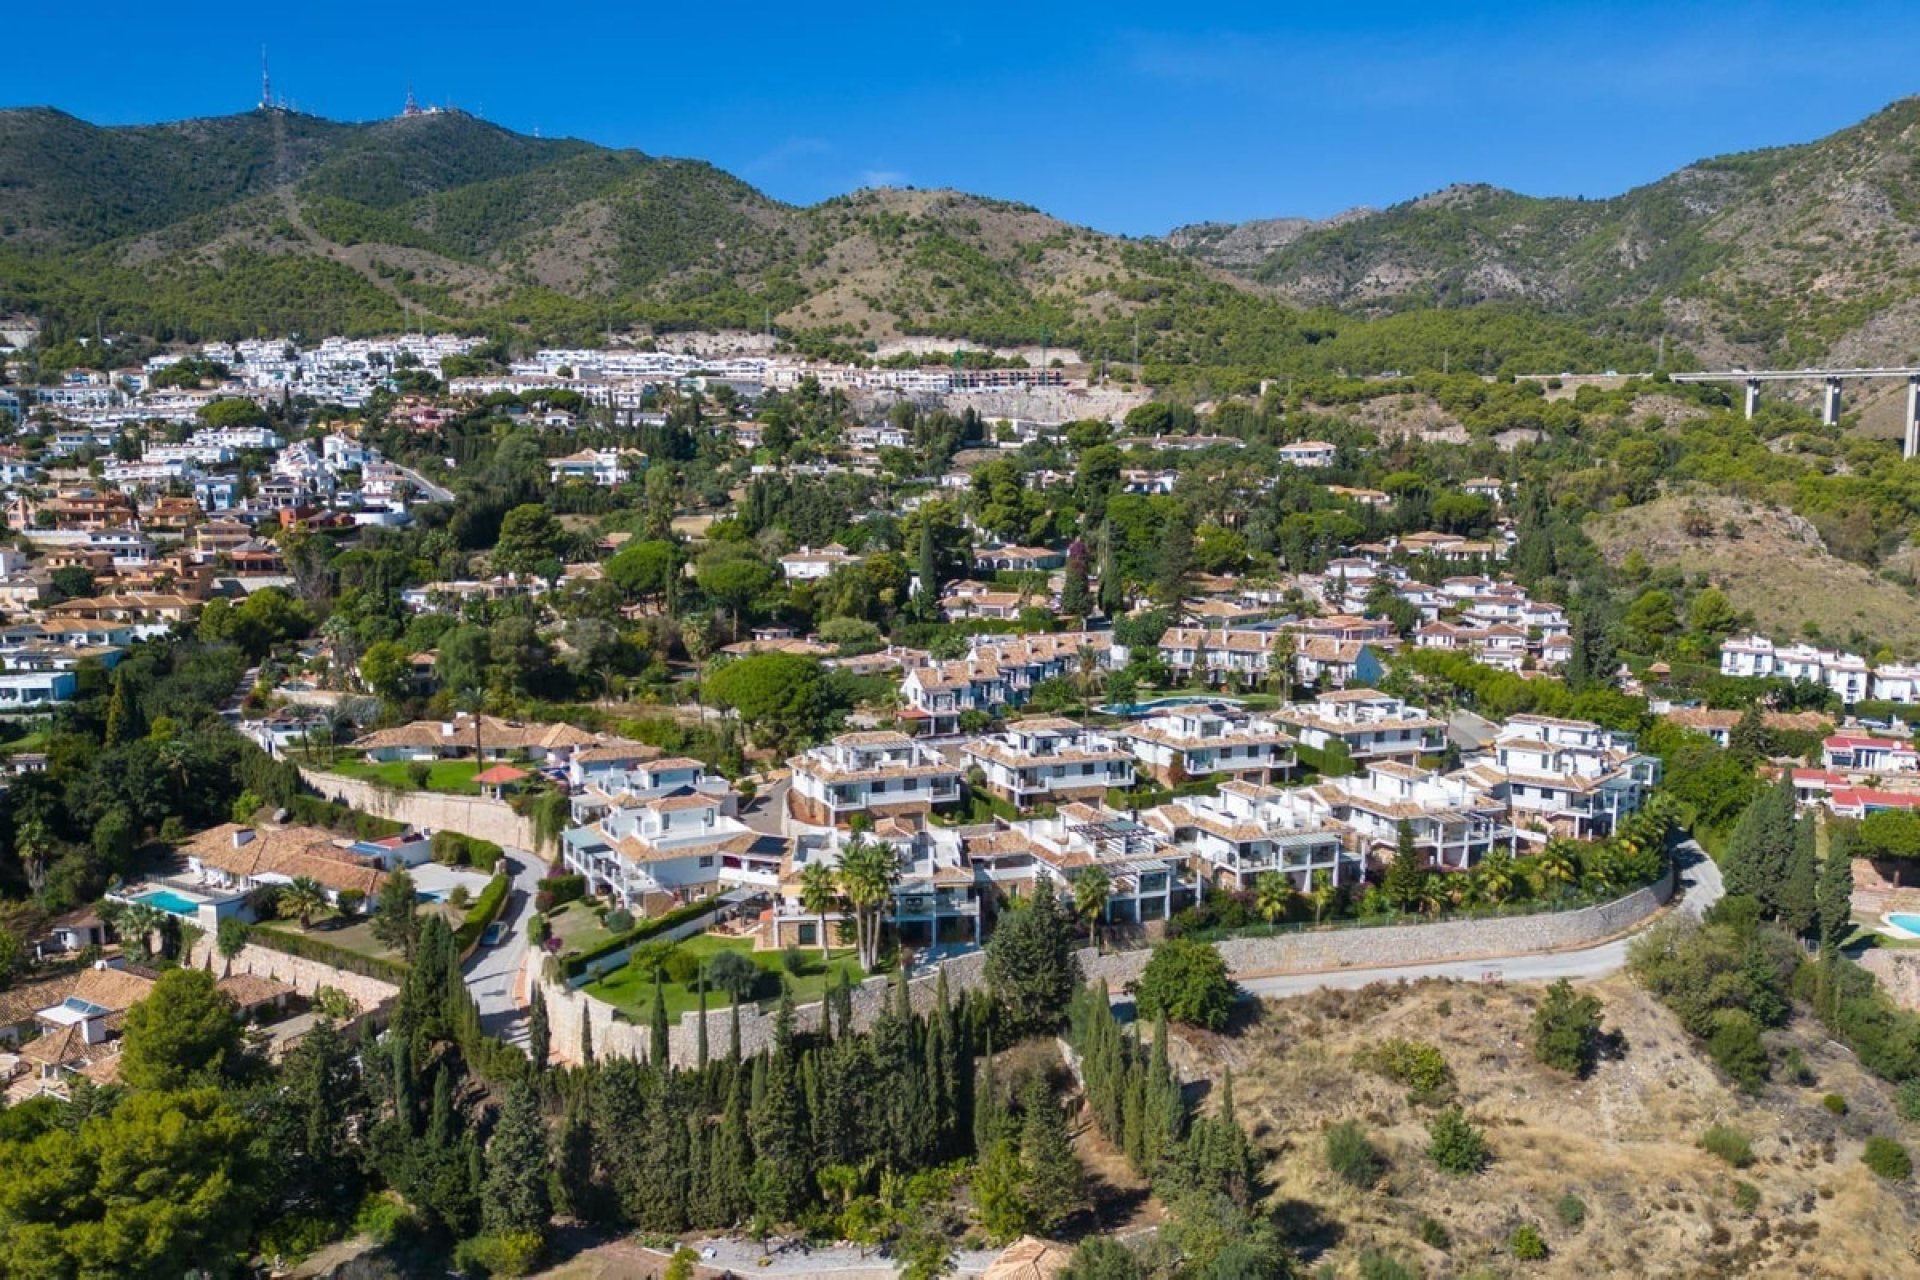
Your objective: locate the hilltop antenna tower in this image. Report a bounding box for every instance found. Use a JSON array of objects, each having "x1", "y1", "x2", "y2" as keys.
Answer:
[
  {"x1": 259, "y1": 46, "x2": 272, "y2": 110},
  {"x1": 403, "y1": 82, "x2": 420, "y2": 117}
]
